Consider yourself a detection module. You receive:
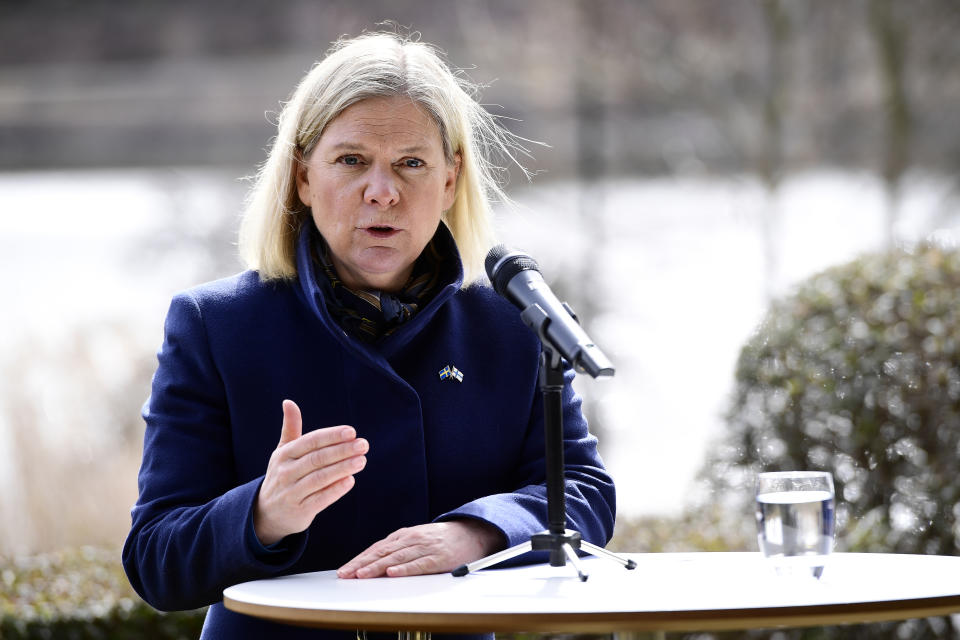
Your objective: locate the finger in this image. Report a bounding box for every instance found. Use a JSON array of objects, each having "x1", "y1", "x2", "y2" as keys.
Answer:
[
  {"x1": 355, "y1": 546, "x2": 436, "y2": 579},
  {"x1": 337, "y1": 536, "x2": 407, "y2": 579},
  {"x1": 278, "y1": 399, "x2": 303, "y2": 447},
  {"x1": 341, "y1": 532, "x2": 430, "y2": 579},
  {"x1": 283, "y1": 425, "x2": 358, "y2": 460},
  {"x1": 385, "y1": 555, "x2": 442, "y2": 577},
  {"x1": 290, "y1": 438, "x2": 368, "y2": 482},
  {"x1": 301, "y1": 474, "x2": 356, "y2": 519},
  {"x1": 296, "y1": 452, "x2": 367, "y2": 495},
  {"x1": 346, "y1": 549, "x2": 409, "y2": 579}
]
